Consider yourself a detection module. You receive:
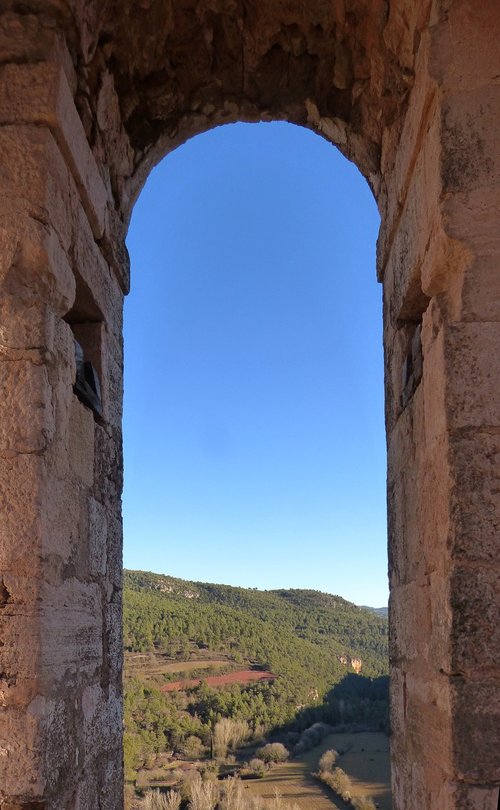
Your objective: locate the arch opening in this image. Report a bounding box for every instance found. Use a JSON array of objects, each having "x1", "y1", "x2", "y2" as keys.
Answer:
[
  {"x1": 122, "y1": 120, "x2": 390, "y2": 807},
  {"x1": 124, "y1": 121, "x2": 386, "y2": 601}
]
